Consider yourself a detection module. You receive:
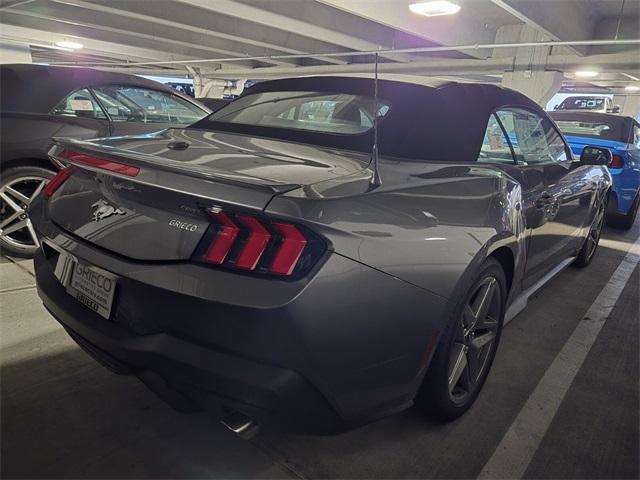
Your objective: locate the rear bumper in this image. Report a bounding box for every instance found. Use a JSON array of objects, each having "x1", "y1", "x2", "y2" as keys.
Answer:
[
  {"x1": 608, "y1": 171, "x2": 639, "y2": 216},
  {"x1": 36, "y1": 250, "x2": 341, "y2": 432},
  {"x1": 33, "y1": 222, "x2": 449, "y2": 431}
]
